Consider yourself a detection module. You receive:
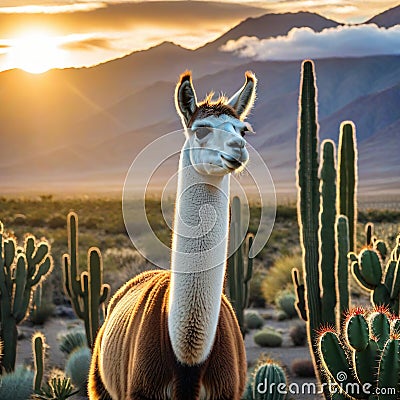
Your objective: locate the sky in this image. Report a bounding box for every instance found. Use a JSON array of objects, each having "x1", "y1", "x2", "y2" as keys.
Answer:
[{"x1": 0, "y1": 0, "x2": 398, "y2": 73}]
